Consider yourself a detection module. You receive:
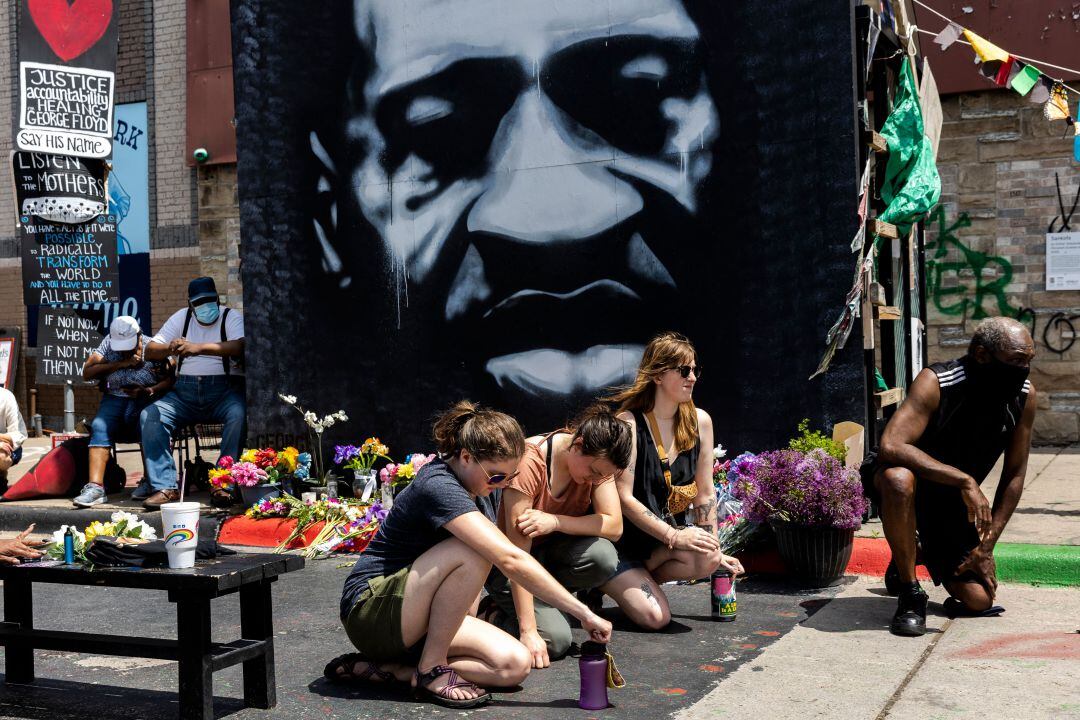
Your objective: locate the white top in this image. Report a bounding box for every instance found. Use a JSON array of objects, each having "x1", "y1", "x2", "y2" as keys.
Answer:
[
  {"x1": 151, "y1": 307, "x2": 245, "y2": 376},
  {"x1": 0, "y1": 388, "x2": 27, "y2": 449}
]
